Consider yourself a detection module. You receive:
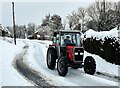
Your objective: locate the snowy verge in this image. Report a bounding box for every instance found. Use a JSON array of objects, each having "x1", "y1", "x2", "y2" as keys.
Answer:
[{"x1": 1, "y1": 39, "x2": 33, "y2": 87}]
